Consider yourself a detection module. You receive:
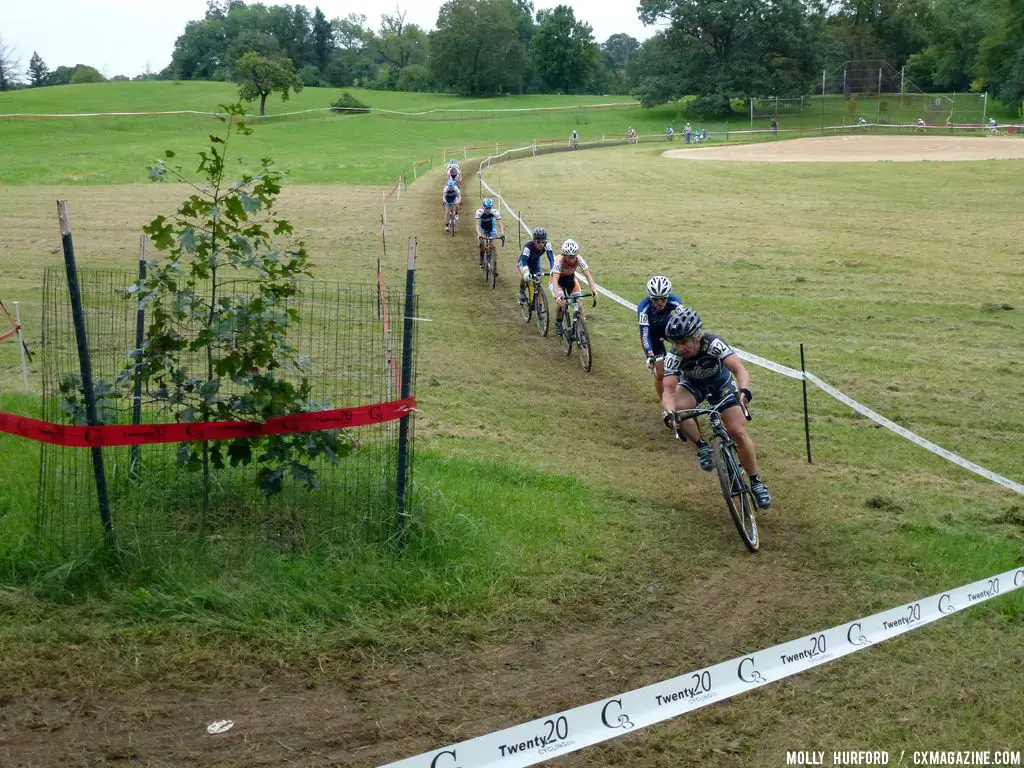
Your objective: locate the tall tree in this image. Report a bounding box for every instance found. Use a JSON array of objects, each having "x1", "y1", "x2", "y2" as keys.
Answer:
[
  {"x1": 602, "y1": 34, "x2": 640, "y2": 71},
  {"x1": 27, "y1": 51, "x2": 49, "y2": 87},
  {"x1": 377, "y1": 7, "x2": 428, "y2": 87},
  {"x1": 0, "y1": 37, "x2": 21, "y2": 91},
  {"x1": 311, "y1": 6, "x2": 333, "y2": 70},
  {"x1": 235, "y1": 52, "x2": 303, "y2": 115},
  {"x1": 429, "y1": 0, "x2": 527, "y2": 96},
  {"x1": 635, "y1": 0, "x2": 817, "y2": 108},
  {"x1": 975, "y1": 0, "x2": 1024, "y2": 106},
  {"x1": 531, "y1": 5, "x2": 601, "y2": 93}
]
